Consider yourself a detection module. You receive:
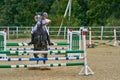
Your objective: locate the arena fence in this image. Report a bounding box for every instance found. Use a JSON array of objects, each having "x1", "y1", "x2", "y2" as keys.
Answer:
[{"x1": 0, "y1": 26, "x2": 120, "y2": 39}]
